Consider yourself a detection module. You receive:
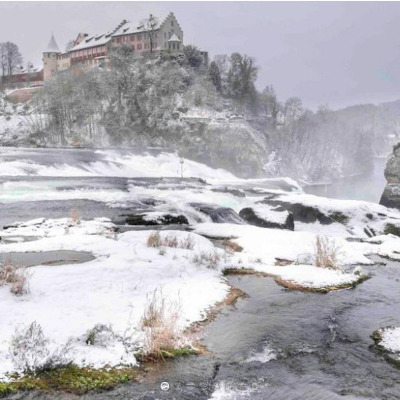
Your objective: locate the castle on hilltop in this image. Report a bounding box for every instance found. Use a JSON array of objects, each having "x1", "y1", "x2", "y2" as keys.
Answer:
[{"x1": 43, "y1": 12, "x2": 184, "y2": 81}]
